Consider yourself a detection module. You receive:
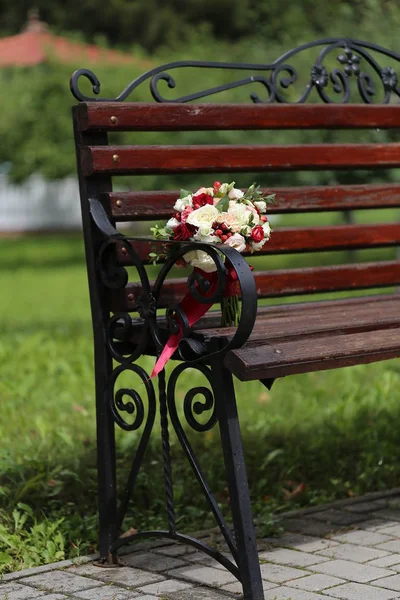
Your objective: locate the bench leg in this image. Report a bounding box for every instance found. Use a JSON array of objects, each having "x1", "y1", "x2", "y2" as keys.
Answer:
[
  {"x1": 95, "y1": 355, "x2": 118, "y2": 564},
  {"x1": 212, "y1": 360, "x2": 265, "y2": 600}
]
